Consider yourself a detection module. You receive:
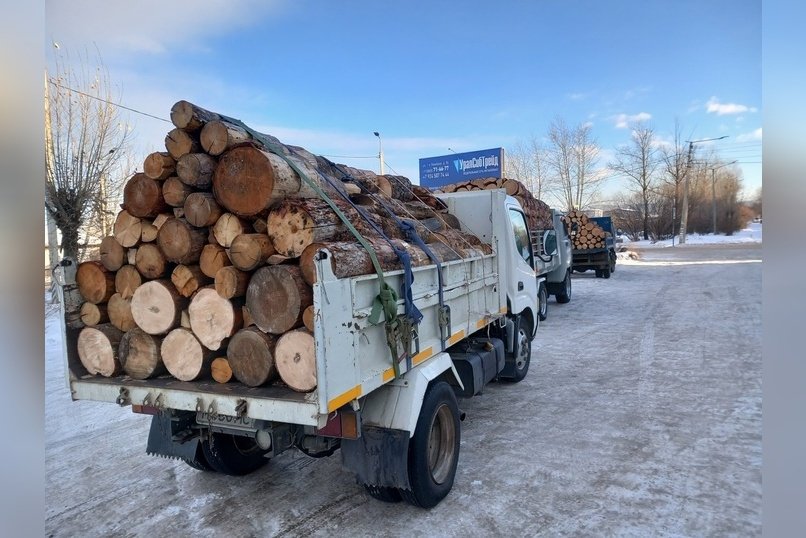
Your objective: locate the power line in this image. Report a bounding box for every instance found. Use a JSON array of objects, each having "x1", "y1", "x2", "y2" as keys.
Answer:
[{"x1": 49, "y1": 80, "x2": 172, "y2": 124}]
